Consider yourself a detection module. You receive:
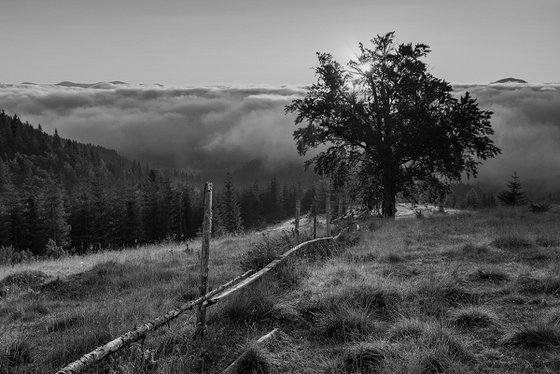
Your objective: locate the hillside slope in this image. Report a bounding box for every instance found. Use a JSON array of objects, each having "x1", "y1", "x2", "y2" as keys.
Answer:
[{"x1": 2, "y1": 207, "x2": 560, "y2": 373}]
